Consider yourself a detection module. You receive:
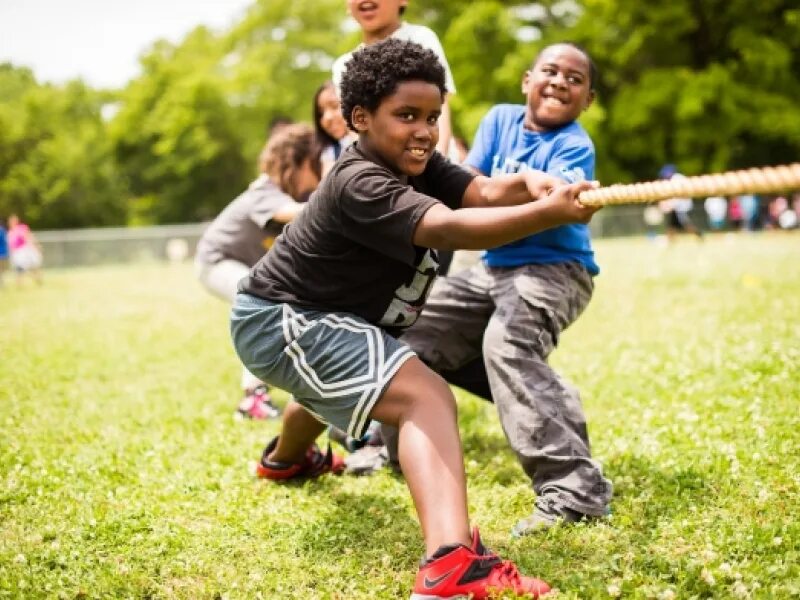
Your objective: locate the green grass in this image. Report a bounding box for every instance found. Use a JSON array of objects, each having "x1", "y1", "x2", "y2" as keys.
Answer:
[{"x1": 2, "y1": 233, "x2": 799, "y2": 599}]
